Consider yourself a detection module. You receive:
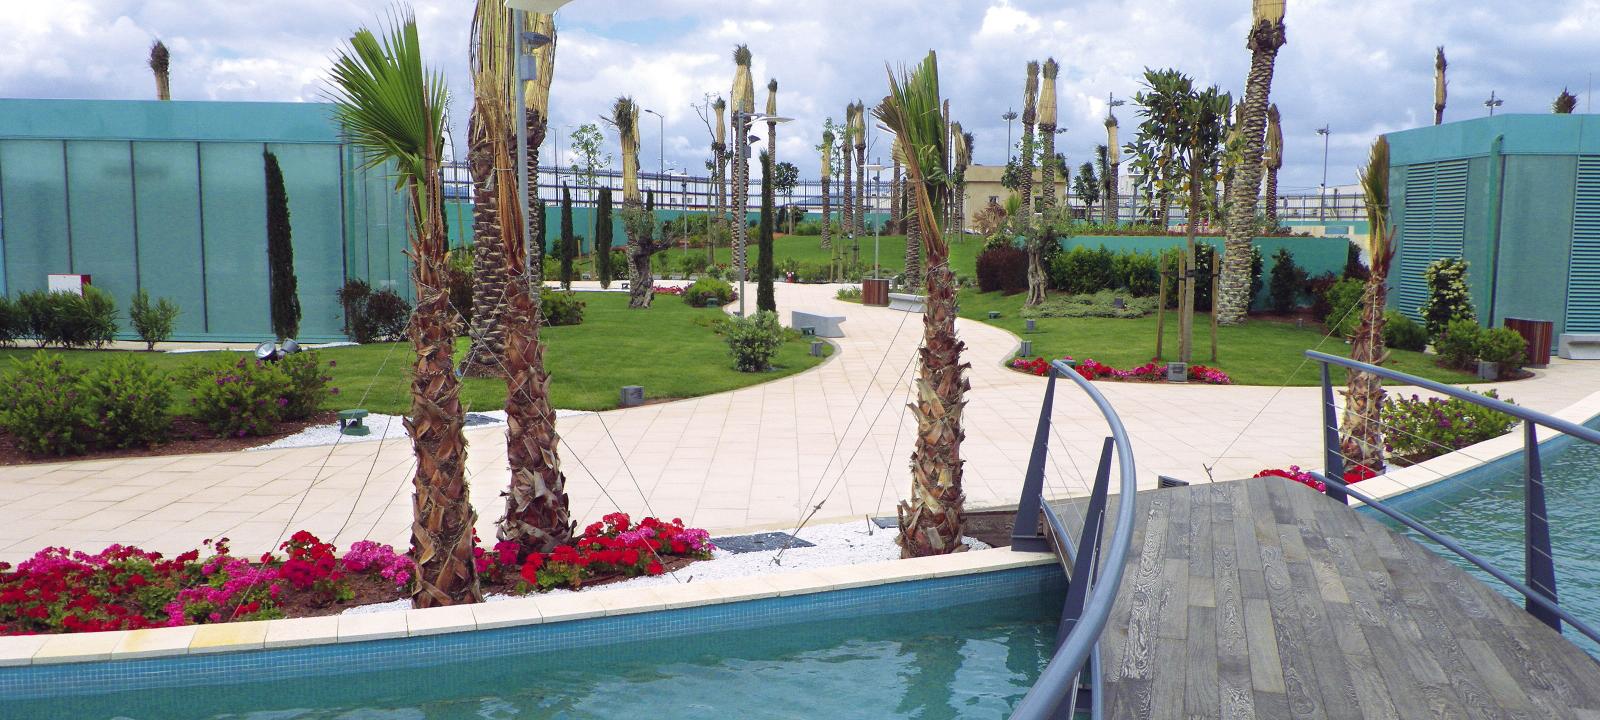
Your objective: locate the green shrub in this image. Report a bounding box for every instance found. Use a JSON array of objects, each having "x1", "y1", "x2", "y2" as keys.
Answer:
[
  {"x1": 1249, "y1": 244, "x2": 1265, "y2": 308},
  {"x1": 0, "y1": 354, "x2": 91, "y2": 456},
  {"x1": 0, "y1": 296, "x2": 26, "y2": 346},
  {"x1": 1321, "y1": 278, "x2": 1366, "y2": 337},
  {"x1": 129, "y1": 289, "x2": 180, "y2": 350},
  {"x1": 1435, "y1": 319, "x2": 1482, "y2": 369},
  {"x1": 792, "y1": 220, "x2": 822, "y2": 235},
  {"x1": 539, "y1": 289, "x2": 586, "y2": 326},
  {"x1": 445, "y1": 253, "x2": 473, "y2": 329},
  {"x1": 724, "y1": 310, "x2": 783, "y2": 372},
  {"x1": 976, "y1": 246, "x2": 1028, "y2": 294},
  {"x1": 835, "y1": 286, "x2": 863, "y2": 302},
  {"x1": 19, "y1": 288, "x2": 120, "y2": 349},
  {"x1": 1021, "y1": 290, "x2": 1158, "y2": 319},
  {"x1": 797, "y1": 262, "x2": 831, "y2": 283},
  {"x1": 81, "y1": 357, "x2": 172, "y2": 449},
  {"x1": 1267, "y1": 247, "x2": 1307, "y2": 314},
  {"x1": 184, "y1": 356, "x2": 291, "y2": 438},
  {"x1": 1383, "y1": 311, "x2": 1428, "y2": 352},
  {"x1": 363, "y1": 289, "x2": 412, "y2": 342},
  {"x1": 1158, "y1": 245, "x2": 1216, "y2": 311},
  {"x1": 1383, "y1": 390, "x2": 1518, "y2": 464},
  {"x1": 677, "y1": 253, "x2": 711, "y2": 276},
  {"x1": 276, "y1": 351, "x2": 335, "y2": 421},
  {"x1": 1049, "y1": 245, "x2": 1116, "y2": 294},
  {"x1": 684, "y1": 278, "x2": 736, "y2": 307},
  {"x1": 1110, "y1": 250, "x2": 1160, "y2": 297},
  {"x1": 1476, "y1": 327, "x2": 1527, "y2": 368},
  {"x1": 337, "y1": 279, "x2": 374, "y2": 342},
  {"x1": 17, "y1": 291, "x2": 54, "y2": 347},
  {"x1": 1420, "y1": 258, "x2": 1475, "y2": 341}
]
